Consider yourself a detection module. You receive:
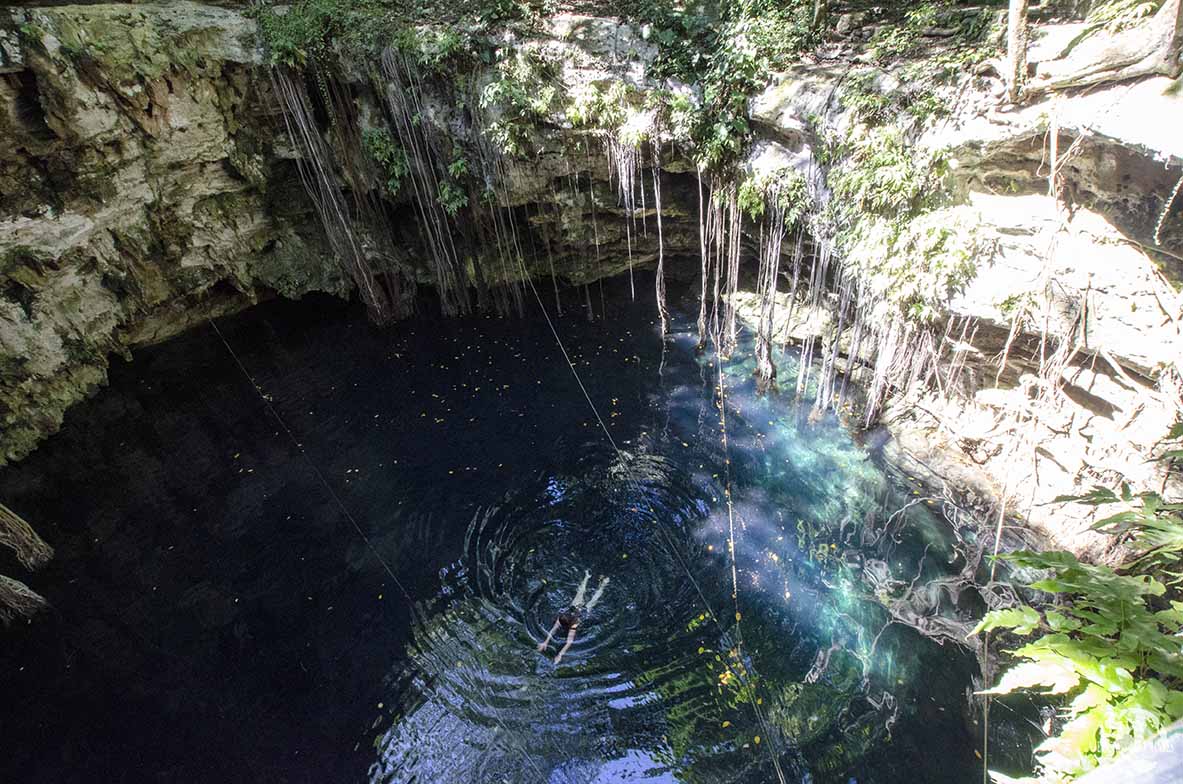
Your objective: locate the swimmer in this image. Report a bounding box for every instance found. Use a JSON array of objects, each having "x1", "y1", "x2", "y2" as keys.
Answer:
[{"x1": 537, "y1": 570, "x2": 609, "y2": 663}]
